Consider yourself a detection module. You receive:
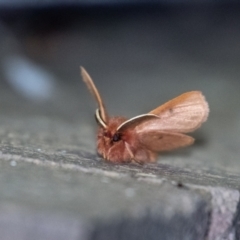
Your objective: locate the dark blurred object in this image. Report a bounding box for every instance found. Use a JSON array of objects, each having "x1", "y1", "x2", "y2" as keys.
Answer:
[
  {"x1": 0, "y1": 0, "x2": 239, "y2": 8},
  {"x1": 0, "y1": 1, "x2": 239, "y2": 38}
]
